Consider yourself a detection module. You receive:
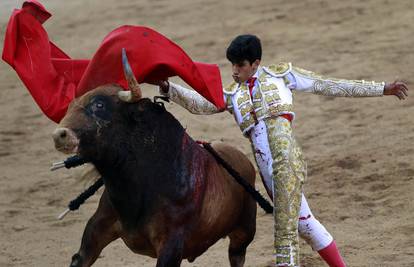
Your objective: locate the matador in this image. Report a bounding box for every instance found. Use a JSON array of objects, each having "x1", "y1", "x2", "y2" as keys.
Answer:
[{"x1": 157, "y1": 35, "x2": 408, "y2": 267}]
